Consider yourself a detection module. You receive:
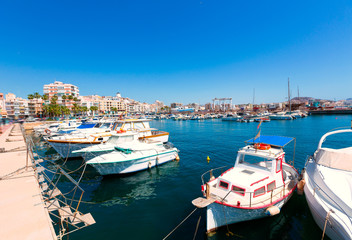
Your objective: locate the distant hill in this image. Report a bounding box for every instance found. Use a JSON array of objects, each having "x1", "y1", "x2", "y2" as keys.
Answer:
[
  {"x1": 291, "y1": 97, "x2": 314, "y2": 102},
  {"x1": 346, "y1": 98, "x2": 352, "y2": 101}
]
